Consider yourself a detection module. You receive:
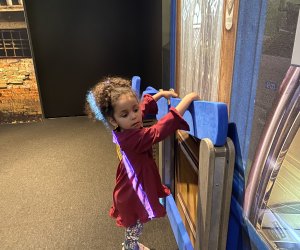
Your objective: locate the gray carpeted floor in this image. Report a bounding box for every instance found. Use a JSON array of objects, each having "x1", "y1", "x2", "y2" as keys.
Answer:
[{"x1": 0, "y1": 116, "x2": 177, "y2": 250}]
